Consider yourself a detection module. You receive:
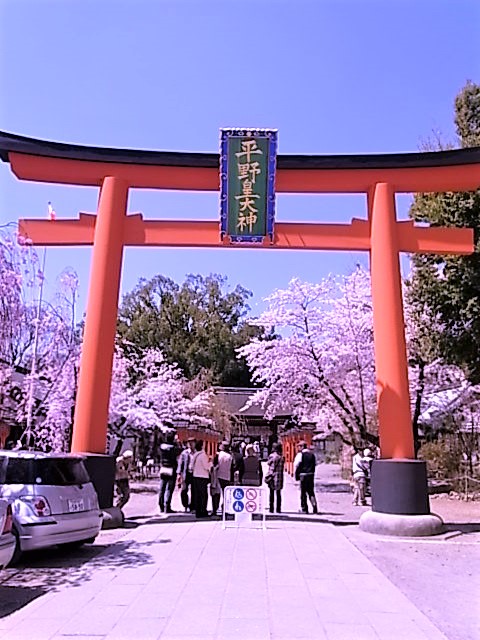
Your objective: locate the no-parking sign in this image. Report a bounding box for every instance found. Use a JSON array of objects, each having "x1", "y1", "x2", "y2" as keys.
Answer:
[{"x1": 223, "y1": 486, "x2": 266, "y2": 529}]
